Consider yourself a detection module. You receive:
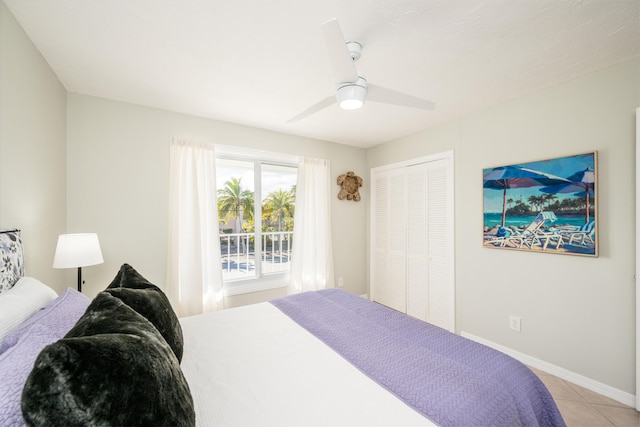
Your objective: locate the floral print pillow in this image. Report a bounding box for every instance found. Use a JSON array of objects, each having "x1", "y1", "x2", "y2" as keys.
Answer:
[{"x1": 0, "y1": 230, "x2": 24, "y2": 294}]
